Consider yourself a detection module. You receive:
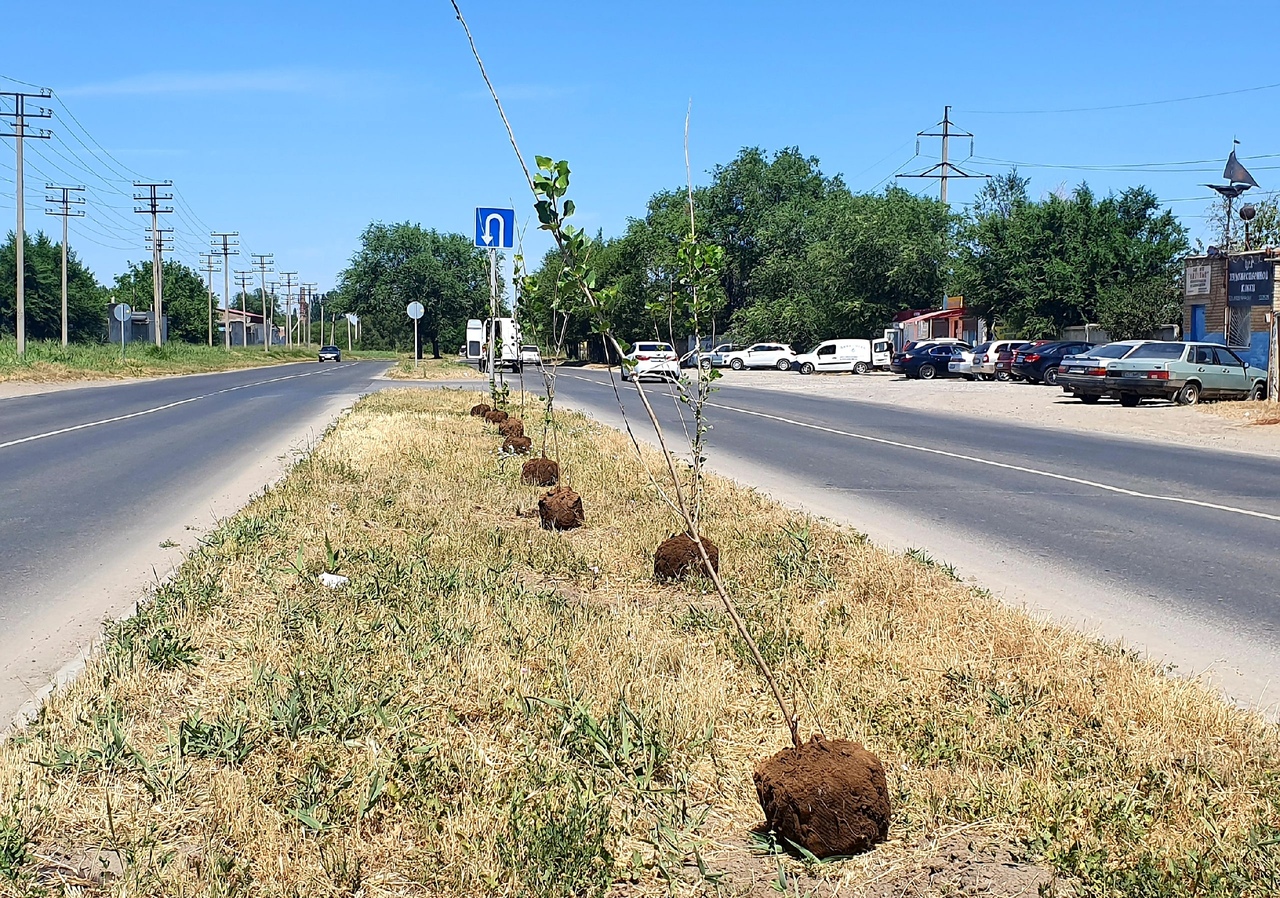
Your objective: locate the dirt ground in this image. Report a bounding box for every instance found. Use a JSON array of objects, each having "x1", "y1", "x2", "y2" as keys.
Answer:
[{"x1": 715, "y1": 369, "x2": 1280, "y2": 458}]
